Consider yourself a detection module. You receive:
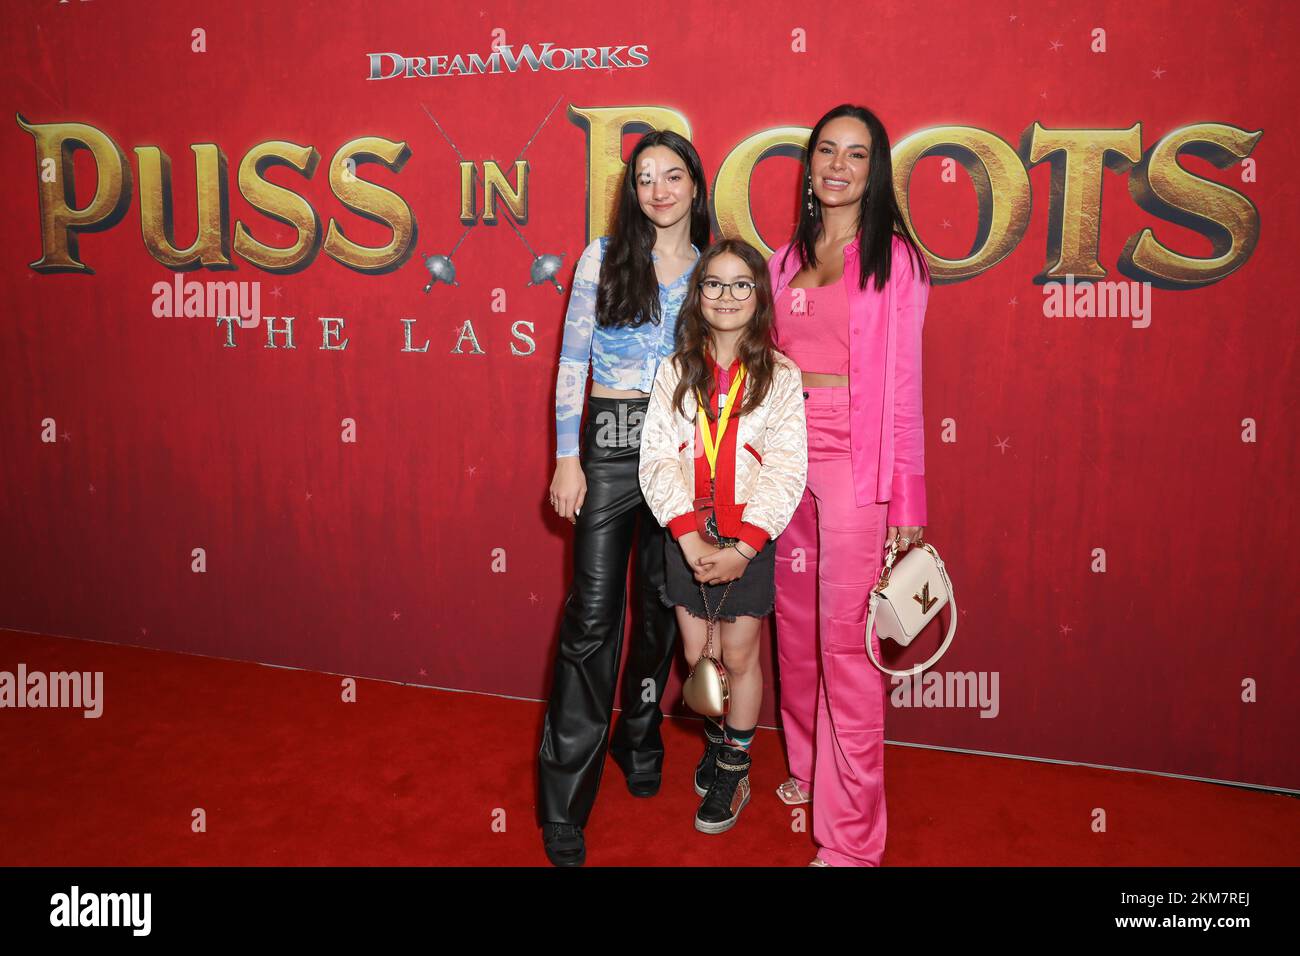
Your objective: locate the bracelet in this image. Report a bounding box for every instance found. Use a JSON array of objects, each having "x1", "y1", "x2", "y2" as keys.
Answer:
[{"x1": 736, "y1": 544, "x2": 756, "y2": 561}]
